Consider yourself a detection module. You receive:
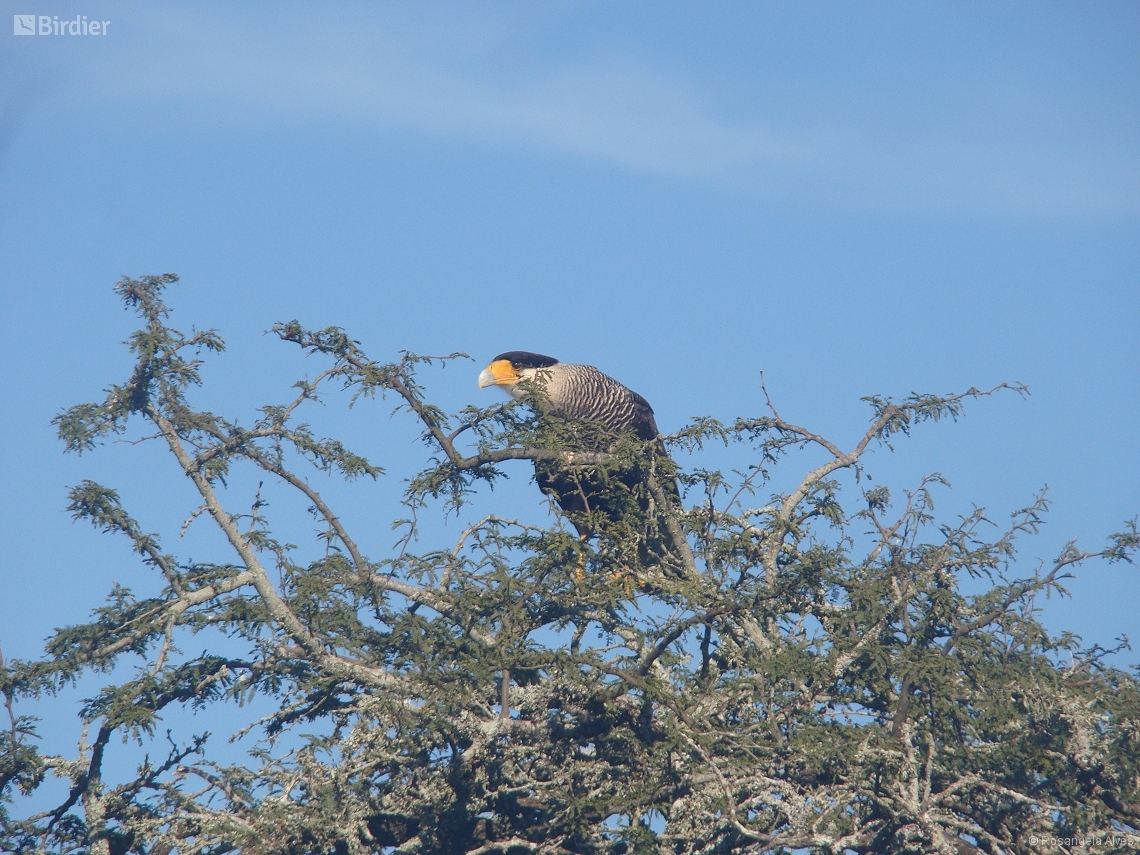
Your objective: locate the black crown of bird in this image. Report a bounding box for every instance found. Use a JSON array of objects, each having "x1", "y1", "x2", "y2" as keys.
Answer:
[{"x1": 478, "y1": 351, "x2": 680, "y2": 569}]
